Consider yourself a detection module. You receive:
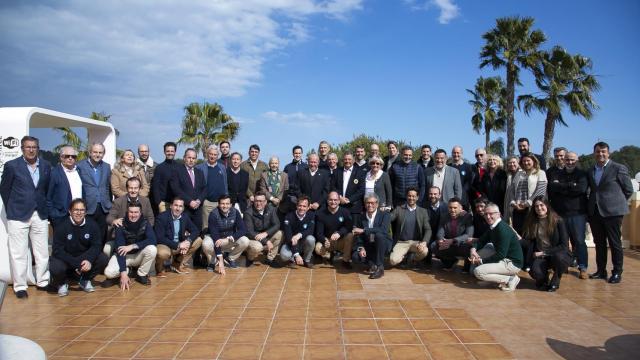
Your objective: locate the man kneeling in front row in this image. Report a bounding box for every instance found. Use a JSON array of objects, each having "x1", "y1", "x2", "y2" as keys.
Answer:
[
  {"x1": 154, "y1": 197, "x2": 202, "y2": 277},
  {"x1": 468, "y1": 202, "x2": 523, "y2": 292},
  {"x1": 103, "y1": 202, "x2": 158, "y2": 289},
  {"x1": 244, "y1": 192, "x2": 283, "y2": 268},
  {"x1": 50, "y1": 199, "x2": 109, "y2": 296}
]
